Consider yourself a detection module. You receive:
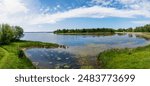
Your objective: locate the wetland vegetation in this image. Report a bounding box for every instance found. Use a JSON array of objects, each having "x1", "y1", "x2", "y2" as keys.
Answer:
[{"x1": 98, "y1": 43, "x2": 150, "y2": 69}]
